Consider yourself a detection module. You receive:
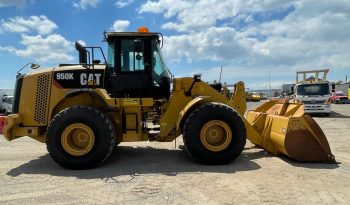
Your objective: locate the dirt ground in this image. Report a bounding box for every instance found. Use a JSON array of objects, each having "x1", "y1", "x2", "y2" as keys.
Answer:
[{"x1": 1, "y1": 102, "x2": 350, "y2": 205}]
